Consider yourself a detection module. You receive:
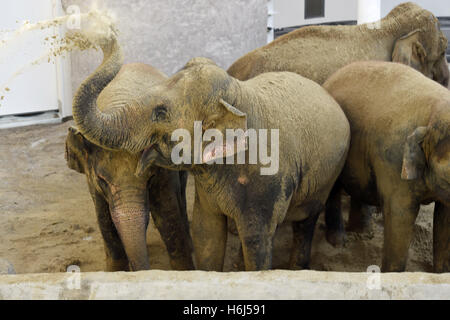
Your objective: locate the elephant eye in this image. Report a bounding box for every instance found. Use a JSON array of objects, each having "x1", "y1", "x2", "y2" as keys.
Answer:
[{"x1": 152, "y1": 105, "x2": 168, "y2": 122}]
